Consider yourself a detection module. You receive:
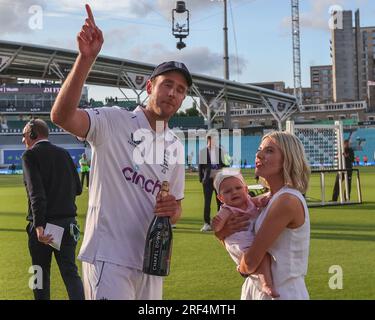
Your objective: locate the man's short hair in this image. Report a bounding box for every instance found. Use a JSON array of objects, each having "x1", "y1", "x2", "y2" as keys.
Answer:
[{"x1": 28, "y1": 119, "x2": 49, "y2": 138}]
